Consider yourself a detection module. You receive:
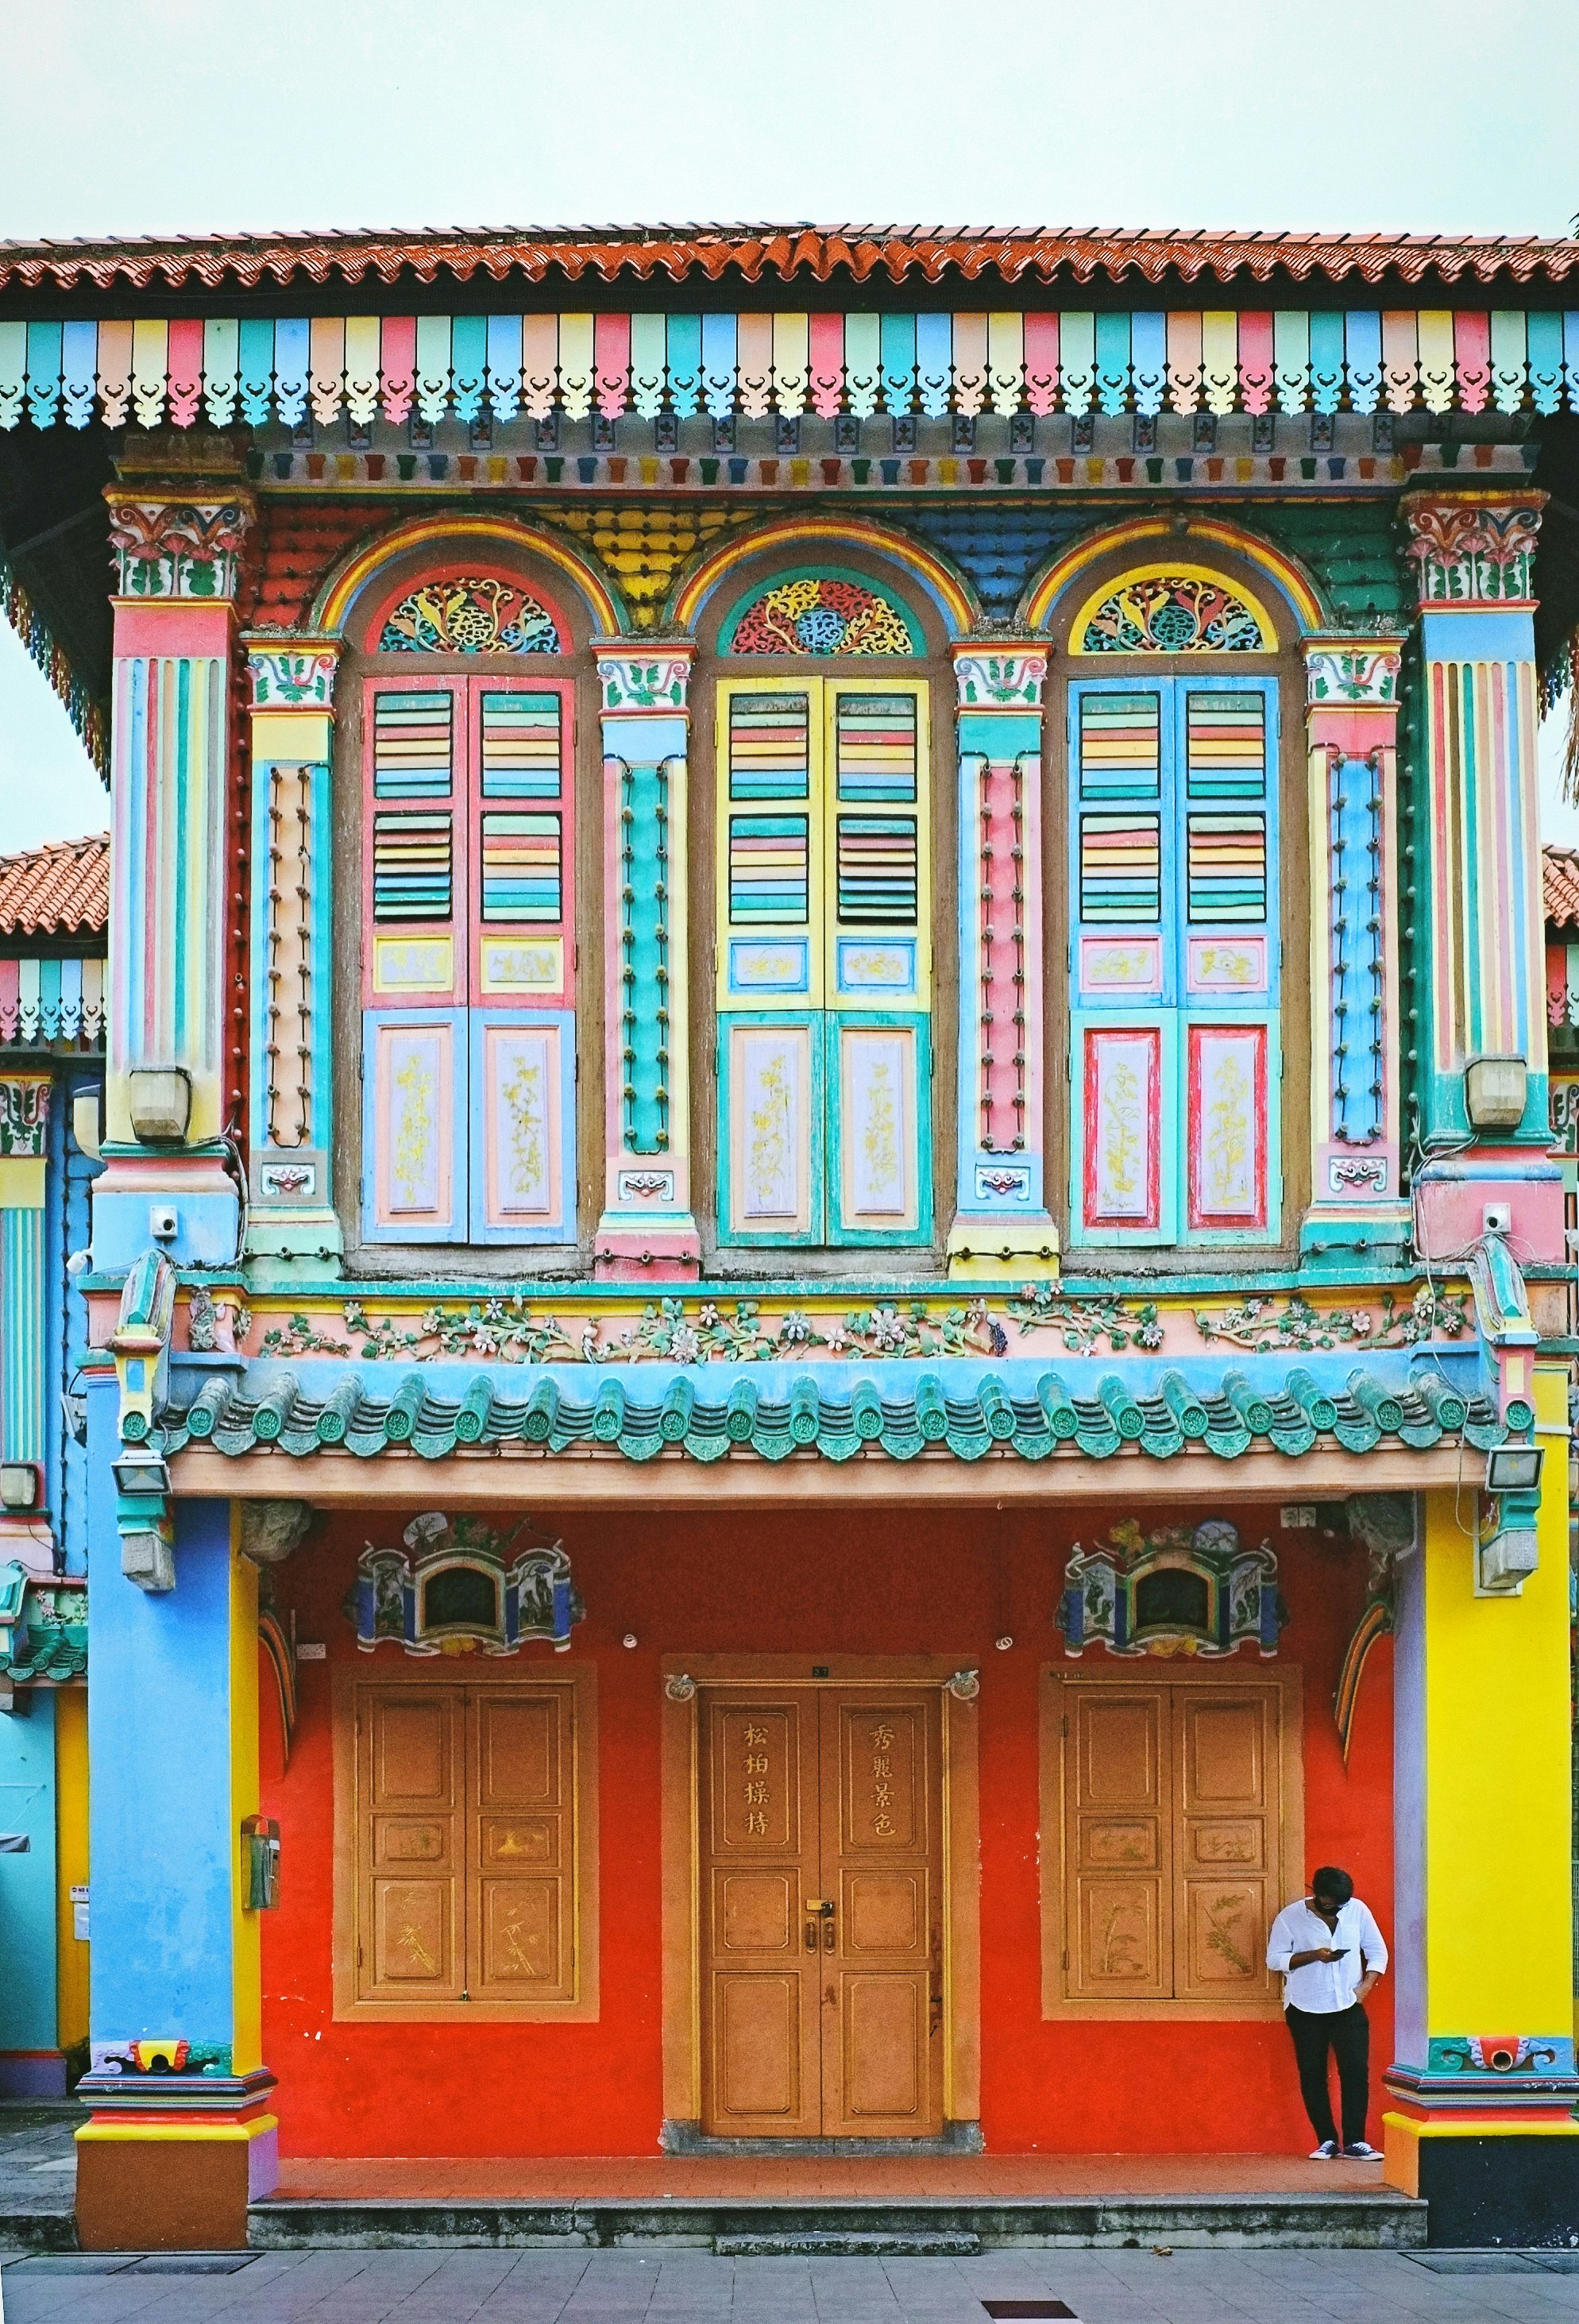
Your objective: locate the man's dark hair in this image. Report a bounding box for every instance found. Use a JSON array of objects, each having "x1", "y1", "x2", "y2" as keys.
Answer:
[{"x1": 1311, "y1": 1865, "x2": 1354, "y2": 1905}]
